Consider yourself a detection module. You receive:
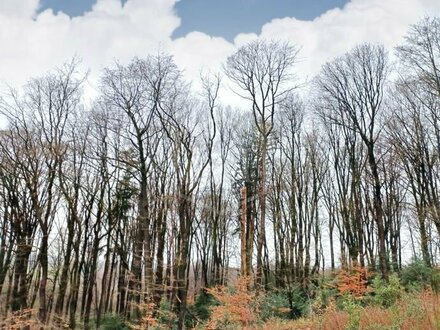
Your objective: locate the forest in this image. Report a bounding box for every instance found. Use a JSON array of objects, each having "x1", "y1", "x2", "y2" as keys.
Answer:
[{"x1": 0, "y1": 15, "x2": 440, "y2": 330}]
